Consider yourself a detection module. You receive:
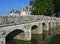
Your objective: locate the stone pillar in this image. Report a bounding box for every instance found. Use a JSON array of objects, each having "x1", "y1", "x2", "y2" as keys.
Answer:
[
  {"x1": 46, "y1": 23, "x2": 49, "y2": 35},
  {"x1": 0, "y1": 37, "x2": 5, "y2": 44},
  {"x1": 53, "y1": 22, "x2": 56, "y2": 26},
  {"x1": 46, "y1": 23, "x2": 49, "y2": 30},
  {"x1": 25, "y1": 29, "x2": 31, "y2": 41},
  {"x1": 53, "y1": 22, "x2": 56, "y2": 33},
  {"x1": 50, "y1": 22, "x2": 54, "y2": 28},
  {"x1": 38, "y1": 23, "x2": 42, "y2": 34}
]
